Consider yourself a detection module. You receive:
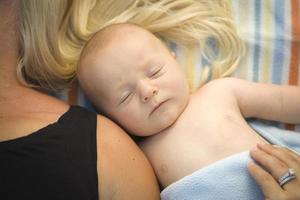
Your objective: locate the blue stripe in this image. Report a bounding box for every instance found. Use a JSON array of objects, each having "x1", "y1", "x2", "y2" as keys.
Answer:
[
  {"x1": 271, "y1": 0, "x2": 285, "y2": 84},
  {"x1": 78, "y1": 87, "x2": 97, "y2": 112},
  {"x1": 83, "y1": 97, "x2": 97, "y2": 112},
  {"x1": 253, "y1": 0, "x2": 261, "y2": 82},
  {"x1": 201, "y1": 57, "x2": 212, "y2": 83}
]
